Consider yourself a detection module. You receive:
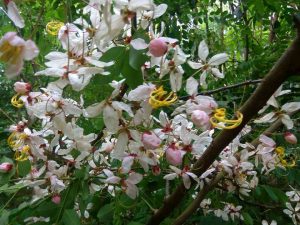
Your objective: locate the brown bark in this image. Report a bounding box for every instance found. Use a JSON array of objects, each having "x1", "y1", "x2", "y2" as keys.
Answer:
[{"x1": 146, "y1": 15, "x2": 300, "y2": 225}]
